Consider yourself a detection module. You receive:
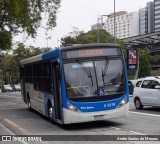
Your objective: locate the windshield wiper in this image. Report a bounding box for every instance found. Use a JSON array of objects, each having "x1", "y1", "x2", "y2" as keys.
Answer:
[
  {"x1": 76, "y1": 59, "x2": 93, "y2": 86},
  {"x1": 101, "y1": 58, "x2": 109, "y2": 86}
]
